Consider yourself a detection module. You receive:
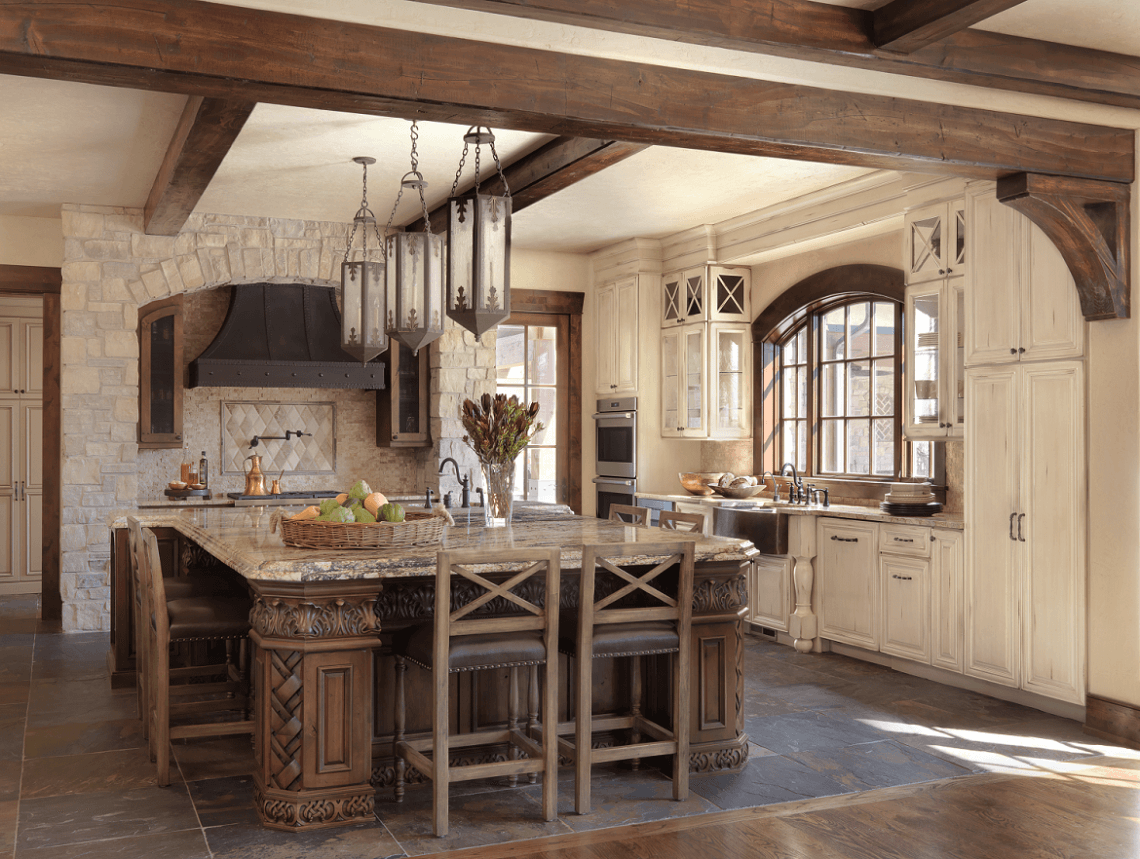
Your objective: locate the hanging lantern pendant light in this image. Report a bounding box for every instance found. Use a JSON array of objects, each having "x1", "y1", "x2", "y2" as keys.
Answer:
[
  {"x1": 384, "y1": 122, "x2": 445, "y2": 356},
  {"x1": 340, "y1": 156, "x2": 388, "y2": 365},
  {"x1": 447, "y1": 126, "x2": 512, "y2": 341}
]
